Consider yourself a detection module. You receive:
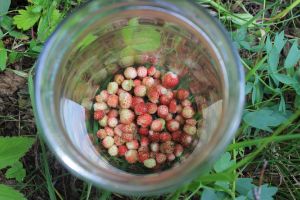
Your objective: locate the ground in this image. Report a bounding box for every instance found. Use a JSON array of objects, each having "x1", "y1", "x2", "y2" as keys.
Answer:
[{"x1": 0, "y1": 0, "x2": 300, "y2": 200}]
